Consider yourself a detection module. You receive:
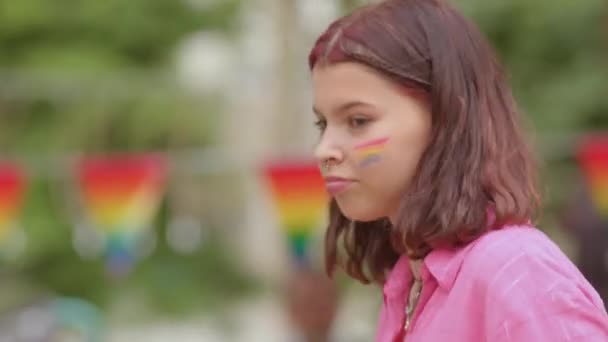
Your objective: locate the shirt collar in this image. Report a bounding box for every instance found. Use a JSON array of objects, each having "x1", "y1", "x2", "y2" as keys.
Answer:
[
  {"x1": 383, "y1": 242, "x2": 477, "y2": 298},
  {"x1": 424, "y1": 244, "x2": 473, "y2": 289},
  {"x1": 383, "y1": 254, "x2": 412, "y2": 297},
  {"x1": 383, "y1": 210, "x2": 501, "y2": 296}
]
